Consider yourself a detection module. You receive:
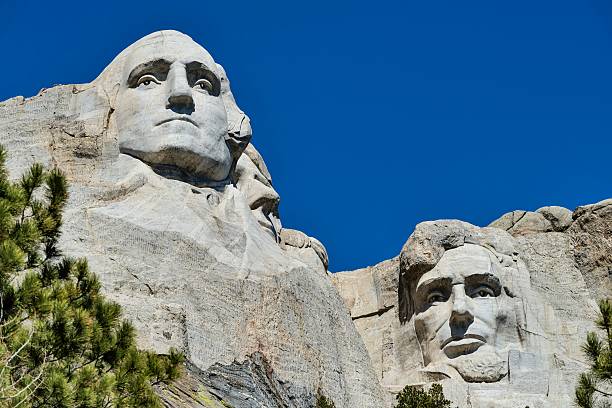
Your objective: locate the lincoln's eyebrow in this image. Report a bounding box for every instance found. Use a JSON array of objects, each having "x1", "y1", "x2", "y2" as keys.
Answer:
[
  {"x1": 465, "y1": 273, "x2": 502, "y2": 292},
  {"x1": 415, "y1": 277, "x2": 451, "y2": 298},
  {"x1": 126, "y1": 59, "x2": 172, "y2": 87}
]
